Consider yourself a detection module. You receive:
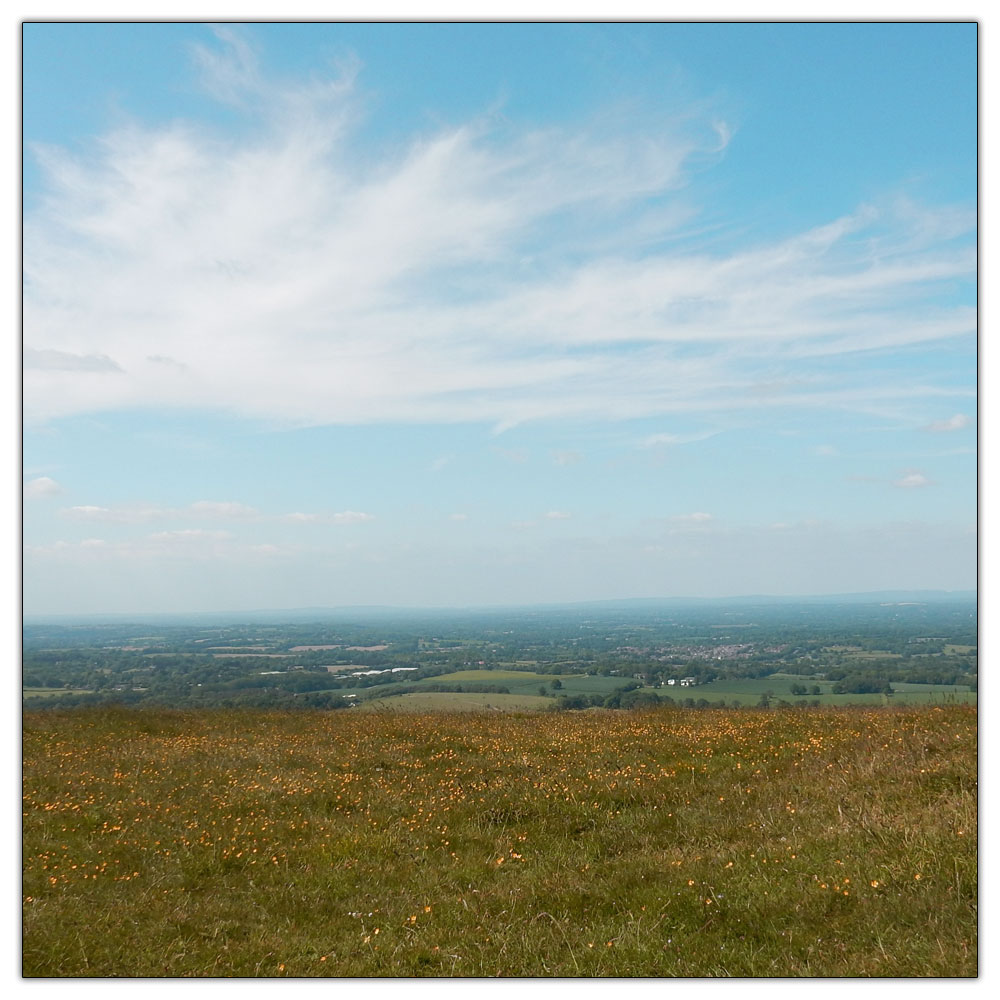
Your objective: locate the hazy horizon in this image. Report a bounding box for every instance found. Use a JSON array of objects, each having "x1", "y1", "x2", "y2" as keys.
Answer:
[
  {"x1": 23, "y1": 23, "x2": 976, "y2": 616},
  {"x1": 21, "y1": 589, "x2": 977, "y2": 626}
]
